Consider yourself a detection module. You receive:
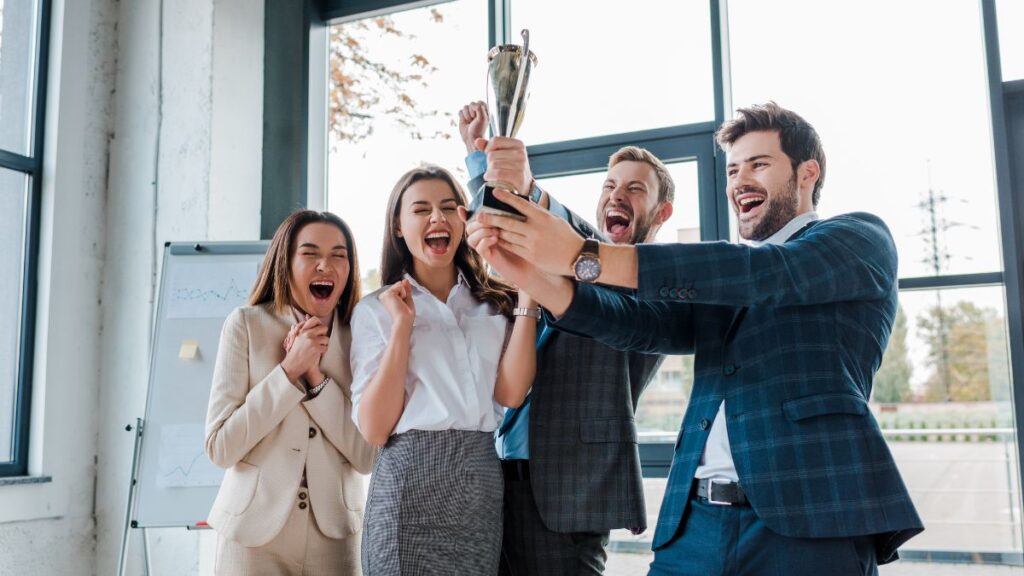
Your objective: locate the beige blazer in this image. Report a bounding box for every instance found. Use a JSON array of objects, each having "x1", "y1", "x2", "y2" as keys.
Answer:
[{"x1": 204, "y1": 304, "x2": 376, "y2": 548}]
